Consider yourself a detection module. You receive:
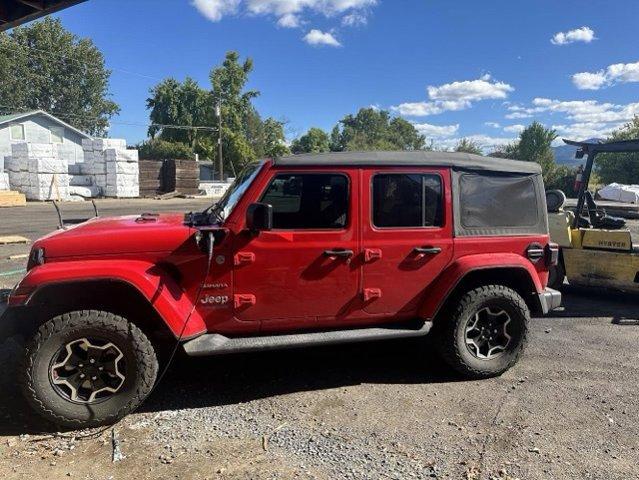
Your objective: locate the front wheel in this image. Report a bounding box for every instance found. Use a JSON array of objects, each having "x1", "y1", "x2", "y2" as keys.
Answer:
[
  {"x1": 438, "y1": 285, "x2": 530, "y2": 379},
  {"x1": 20, "y1": 310, "x2": 159, "y2": 429}
]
